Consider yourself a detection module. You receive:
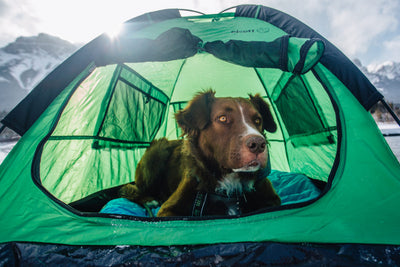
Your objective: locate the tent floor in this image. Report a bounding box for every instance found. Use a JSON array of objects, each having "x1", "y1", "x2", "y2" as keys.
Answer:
[{"x1": 1, "y1": 241, "x2": 399, "y2": 266}]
